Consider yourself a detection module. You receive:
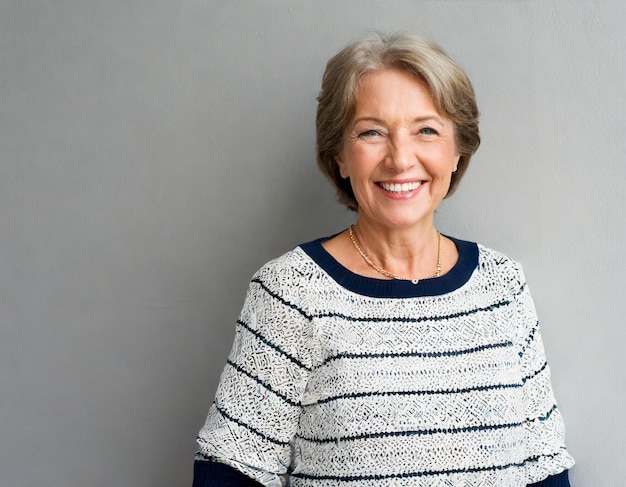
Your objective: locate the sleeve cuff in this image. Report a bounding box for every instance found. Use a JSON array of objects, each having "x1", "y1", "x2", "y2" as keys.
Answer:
[
  {"x1": 192, "y1": 460, "x2": 262, "y2": 487},
  {"x1": 528, "y1": 469, "x2": 571, "y2": 487}
]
